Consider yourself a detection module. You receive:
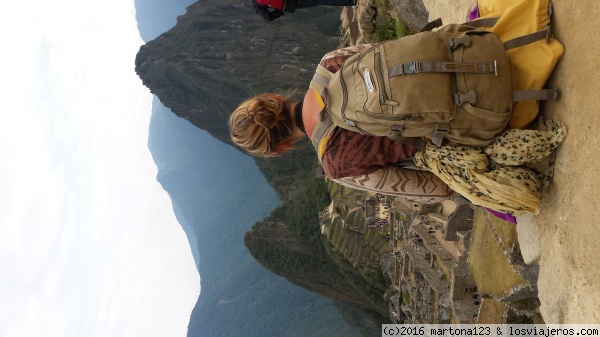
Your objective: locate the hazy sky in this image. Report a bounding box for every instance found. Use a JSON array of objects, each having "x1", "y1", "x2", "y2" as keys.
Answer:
[{"x1": 0, "y1": 1, "x2": 200, "y2": 336}]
